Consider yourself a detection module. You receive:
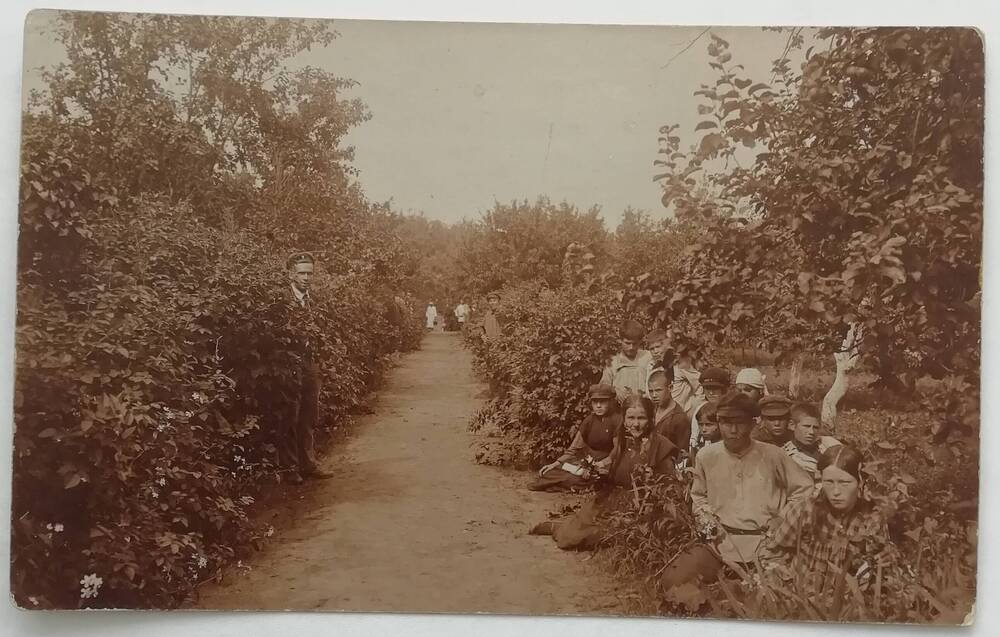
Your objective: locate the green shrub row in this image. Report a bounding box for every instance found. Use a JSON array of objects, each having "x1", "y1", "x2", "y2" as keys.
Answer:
[
  {"x1": 466, "y1": 282, "x2": 976, "y2": 624},
  {"x1": 466, "y1": 282, "x2": 622, "y2": 468},
  {"x1": 13, "y1": 163, "x2": 422, "y2": 610}
]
